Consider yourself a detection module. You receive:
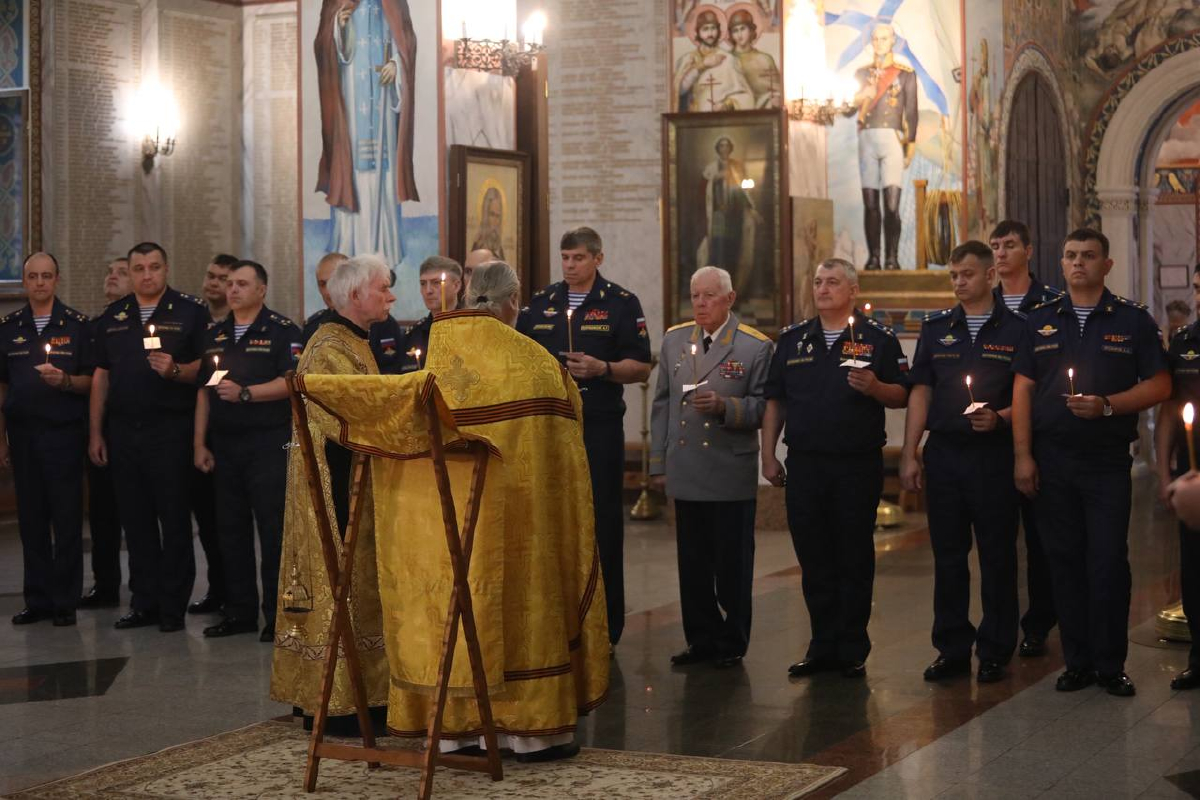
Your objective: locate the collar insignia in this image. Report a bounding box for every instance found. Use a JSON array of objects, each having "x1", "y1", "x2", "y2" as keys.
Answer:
[{"x1": 1037, "y1": 325, "x2": 1058, "y2": 337}]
